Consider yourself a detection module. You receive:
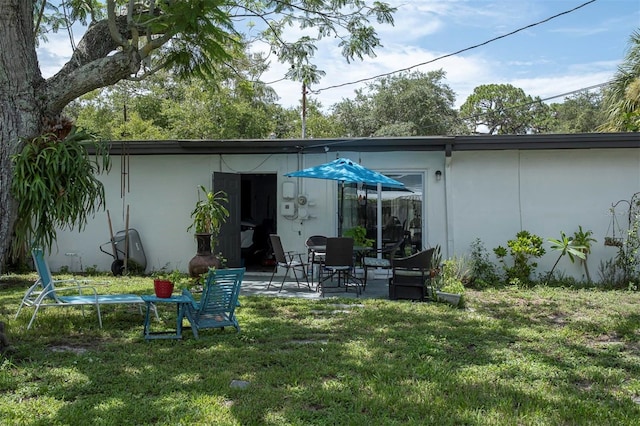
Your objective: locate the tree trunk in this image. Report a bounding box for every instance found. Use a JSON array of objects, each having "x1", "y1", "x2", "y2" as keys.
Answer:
[
  {"x1": 0, "y1": 0, "x2": 45, "y2": 271},
  {"x1": 0, "y1": 2, "x2": 142, "y2": 271}
]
